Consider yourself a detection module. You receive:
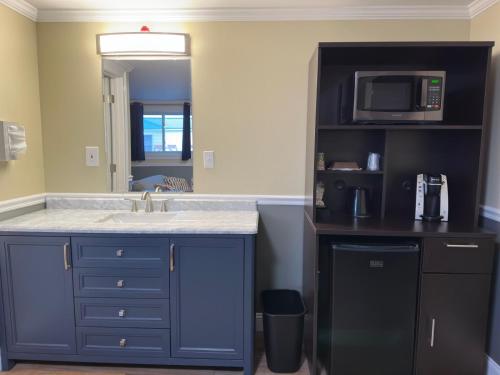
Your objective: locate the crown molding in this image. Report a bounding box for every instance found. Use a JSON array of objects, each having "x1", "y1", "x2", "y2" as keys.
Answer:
[
  {"x1": 469, "y1": 0, "x2": 499, "y2": 17},
  {"x1": 36, "y1": 5, "x2": 471, "y2": 22},
  {"x1": 0, "y1": 0, "x2": 37, "y2": 21},
  {"x1": 1, "y1": 0, "x2": 498, "y2": 24}
]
